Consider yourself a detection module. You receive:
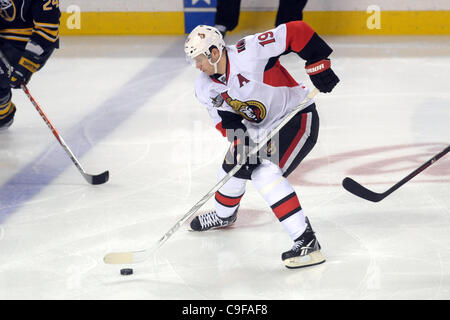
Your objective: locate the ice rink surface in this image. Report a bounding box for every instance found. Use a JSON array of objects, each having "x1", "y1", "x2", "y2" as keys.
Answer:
[{"x1": 0, "y1": 33, "x2": 449, "y2": 300}]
